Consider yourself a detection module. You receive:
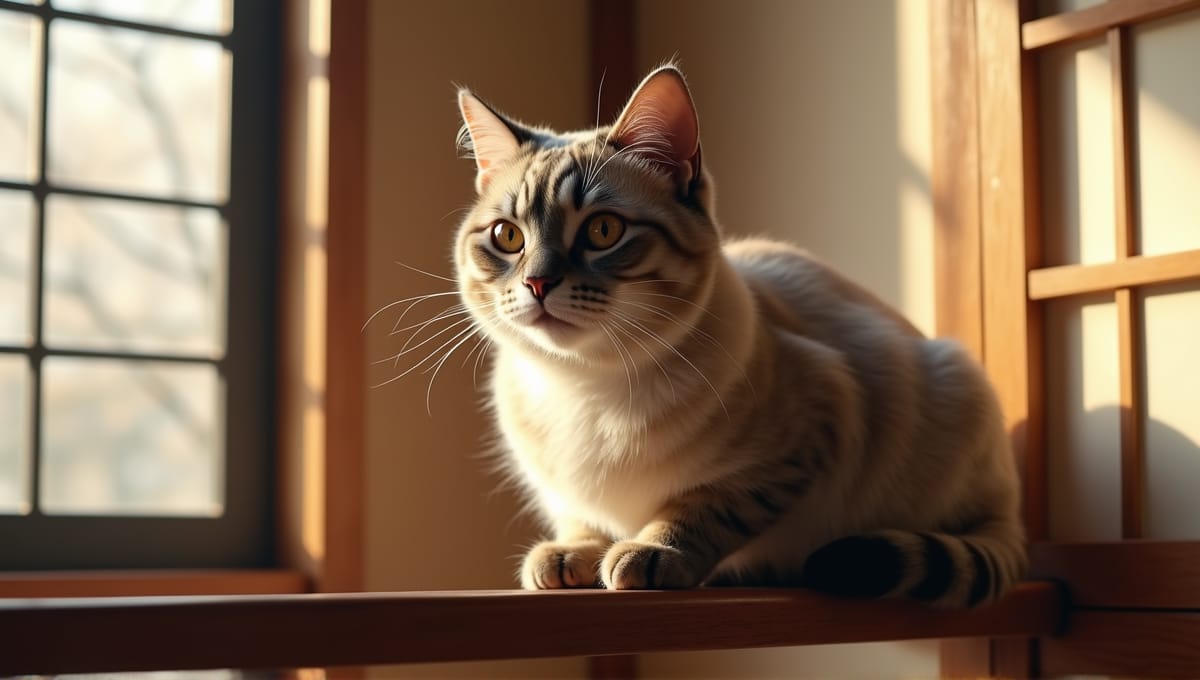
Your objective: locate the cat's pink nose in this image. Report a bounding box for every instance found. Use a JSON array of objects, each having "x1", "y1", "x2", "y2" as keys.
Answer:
[{"x1": 524, "y1": 275, "x2": 563, "y2": 302}]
